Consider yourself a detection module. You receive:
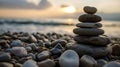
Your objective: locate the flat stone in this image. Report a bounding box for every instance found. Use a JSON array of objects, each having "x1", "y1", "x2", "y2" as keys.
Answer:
[
  {"x1": 84, "y1": 6, "x2": 97, "y2": 14},
  {"x1": 74, "y1": 36, "x2": 111, "y2": 46},
  {"x1": 73, "y1": 28, "x2": 104, "y2": 36},
  {"x1": 11, "y1": 47, "x2": 27, "y2": 57},
  {"x1": 80, "y1": 55, "x2": 97, "y2": 67},
  {"x1": 37, "y1": 59, "x2": 55, "y2": 67},
  {"x1": 23, "y1": 60, "x2": 38, "y2": 67},
  {"x1": 76, "y1": 23, "x2": 102, "y2": 28},
  {"x1": 37, "y1": 51, "x2": 50, "y2": 61},
  {"x1": 0, "y1": 62, "x2": 13, "y2": 67},
  {"x1": 0, "y1": 53, "x2": 11, "y2": 62},
  {"x1": 78, "y1": 14, "x2": 102, "y2": 22},
  {"x1": 103, "y1": 61, "x2": 120, "y2": 67},
  {"x1": 68, "y1": 44, "x2": 112, "y2": 58},
  {"x1": 112, "y1": 44, "x2": 120, "y2": 56},
  {"x1": 59, "y1": 50, "x2": 79, "y2": 67}
]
